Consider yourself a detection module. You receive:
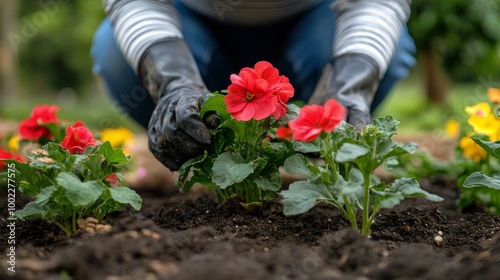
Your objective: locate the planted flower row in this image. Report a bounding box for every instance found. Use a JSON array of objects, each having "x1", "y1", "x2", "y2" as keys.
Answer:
[
  {"x1": 0, "y1": 106, "x2": 141, "y2": 235},
  {"x1": 178, "y1": 61, "x2": 443, "y2": 236}
]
